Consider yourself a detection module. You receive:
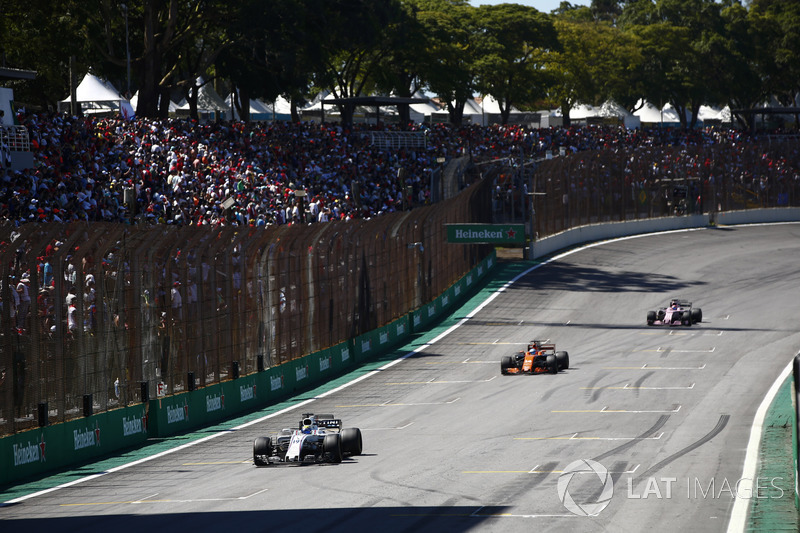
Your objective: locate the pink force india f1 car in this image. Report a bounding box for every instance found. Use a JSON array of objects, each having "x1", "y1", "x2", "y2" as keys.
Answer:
[
  {"x1": 253, "y1": 413, "x2": 363, "y2": 466},
  {"x1": 647, "y1": 298, "x2": 702, "y2": 327}
]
